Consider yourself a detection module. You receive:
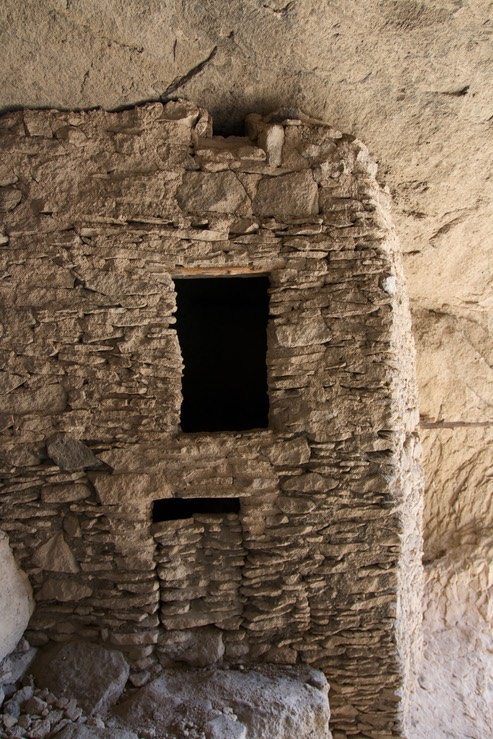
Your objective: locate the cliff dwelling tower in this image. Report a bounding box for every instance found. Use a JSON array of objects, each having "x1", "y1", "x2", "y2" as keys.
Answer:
[{"x1": 0, "y1": 101, "x2": 423, "y2": 737}]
